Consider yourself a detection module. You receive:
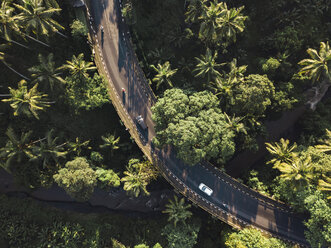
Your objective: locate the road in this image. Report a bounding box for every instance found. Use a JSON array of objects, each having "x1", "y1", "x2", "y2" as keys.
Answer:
[{"x1": 86, "y1": 0, "x2": 309, "y2": 246}]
